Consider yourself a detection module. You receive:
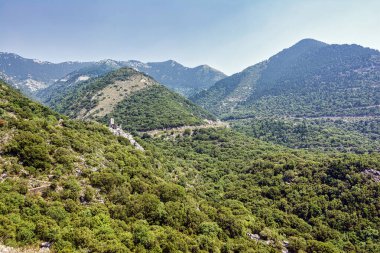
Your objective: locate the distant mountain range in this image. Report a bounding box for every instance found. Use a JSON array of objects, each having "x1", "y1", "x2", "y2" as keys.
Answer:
[
  {"x1": 192, "y1": 39, "x2": 380, "y2": 118},
  {"x1": 0, "y1": 52, "x2": 91, "y2": 93},
  {"x1": 0, "y1": 52, "x2": 226, "y2": 97}
]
